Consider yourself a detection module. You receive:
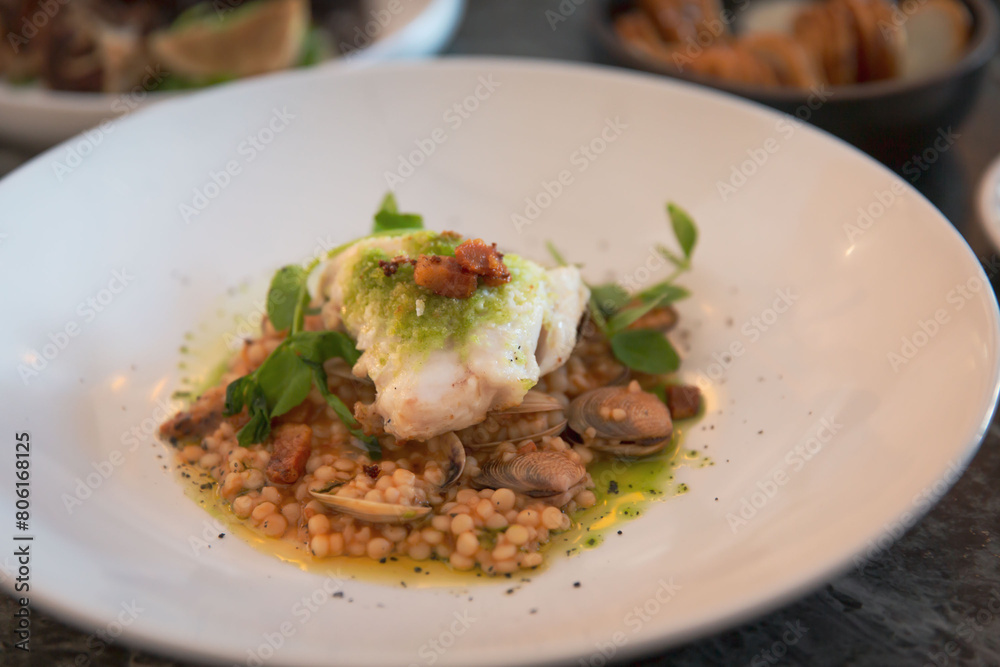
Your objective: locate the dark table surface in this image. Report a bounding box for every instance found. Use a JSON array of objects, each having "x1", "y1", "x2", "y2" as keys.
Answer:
[{"x1": 3, "y1": 2, "x2": 1000, "y2": 666}]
